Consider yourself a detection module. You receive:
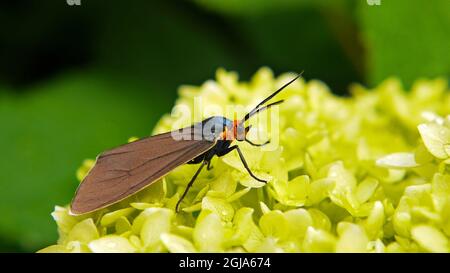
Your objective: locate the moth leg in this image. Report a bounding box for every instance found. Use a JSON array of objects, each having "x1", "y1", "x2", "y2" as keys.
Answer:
[
  {"x1": 245, "y1": 138, "x2": 270, "y2": 147},
  {"x1": 207, "y1": 160, "x2": 214, "y2": 170},
  {"x1": 219, "y1": 145, "x2": 267, "y2": 183},
  {"x1": 176, "y1": 161, "x2": 207, "y2": 212}
]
